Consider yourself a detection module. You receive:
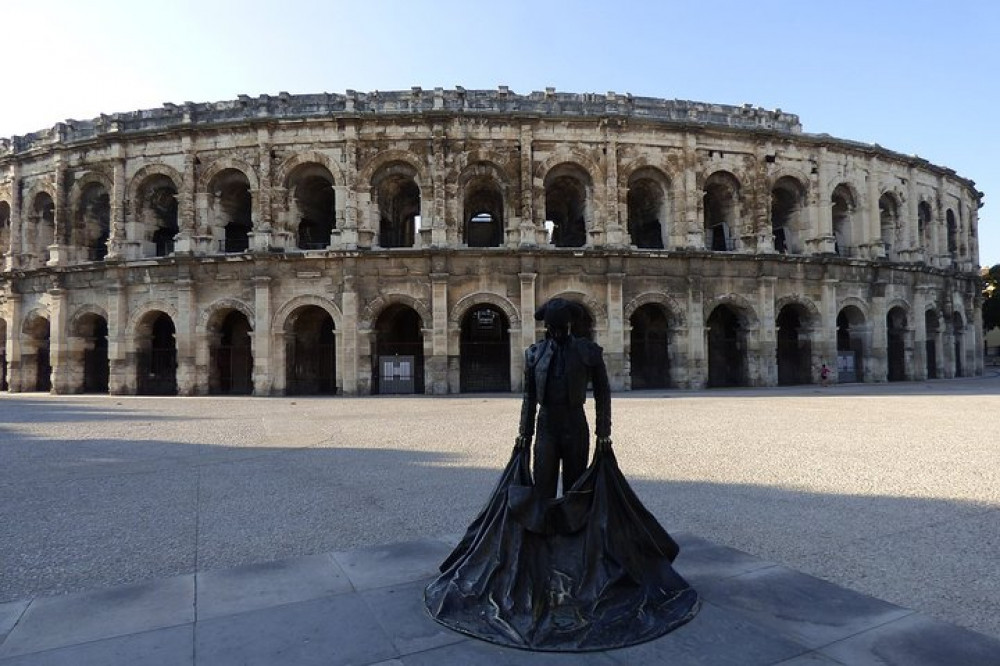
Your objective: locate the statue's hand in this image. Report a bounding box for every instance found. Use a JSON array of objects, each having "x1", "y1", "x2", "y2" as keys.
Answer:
[
  {"x1": 596, "y1": 436, "x2": 613, "y2": 453},
  {"x1": 514, "y1": 435, "x2": 532, "y2": 451}
]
